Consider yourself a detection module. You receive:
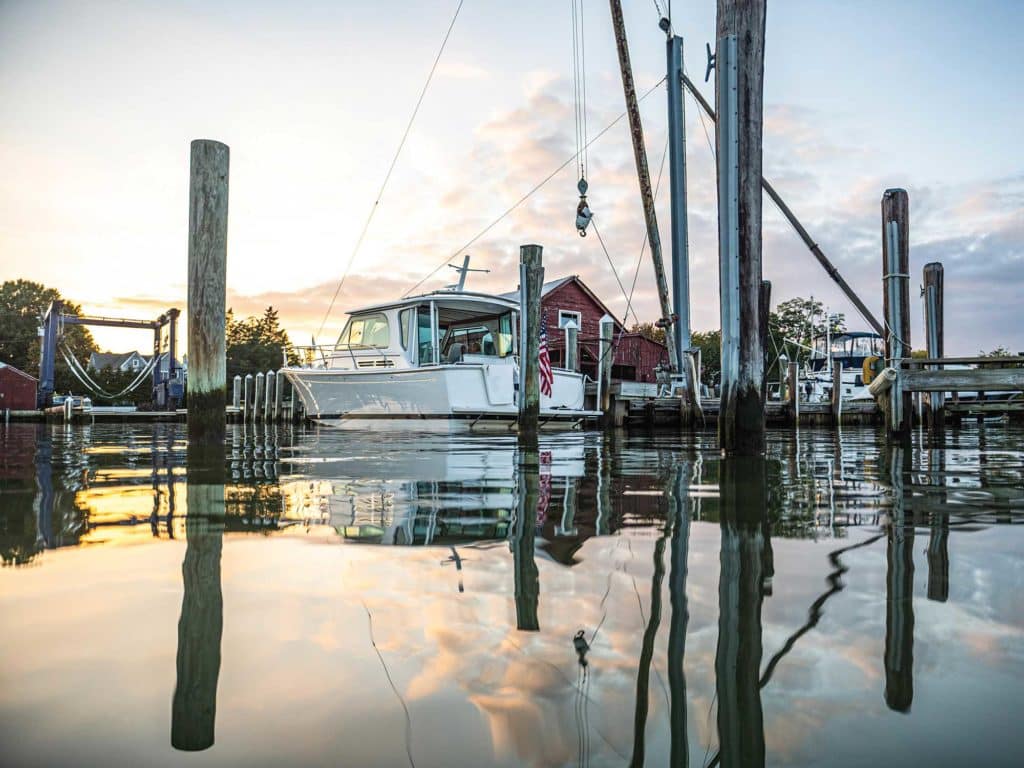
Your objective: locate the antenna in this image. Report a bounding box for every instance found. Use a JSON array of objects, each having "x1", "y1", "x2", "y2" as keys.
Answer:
[{"x1": 448, "y1": 255, "x2": 489, "y2": 291}]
